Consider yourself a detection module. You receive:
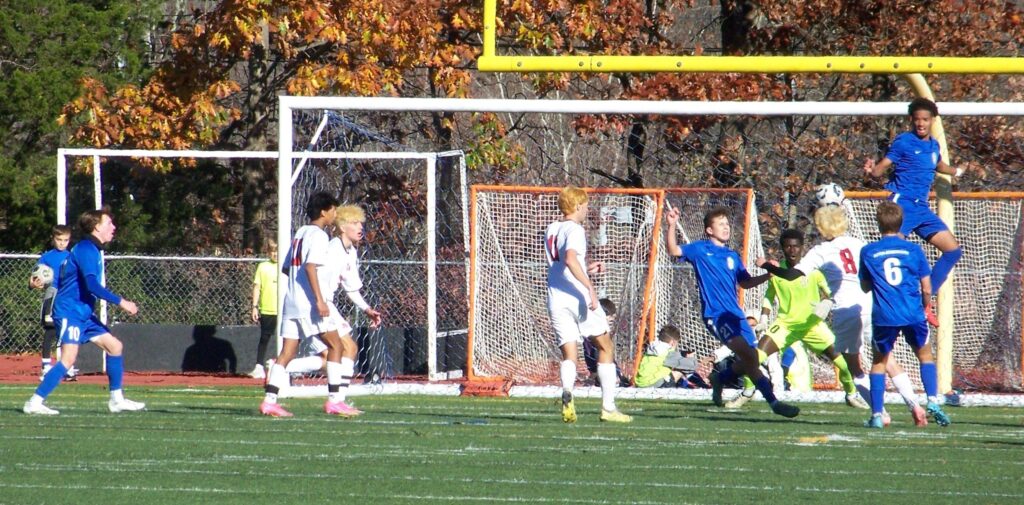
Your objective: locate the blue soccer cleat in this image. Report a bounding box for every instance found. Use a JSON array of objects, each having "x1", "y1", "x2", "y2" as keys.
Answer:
[
  {"x1": 864, "y1": 414, "x2": 885, "y2": 429},
  {"x1": 926, "y1": 402, "x2": 951, "y2": 427}
]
